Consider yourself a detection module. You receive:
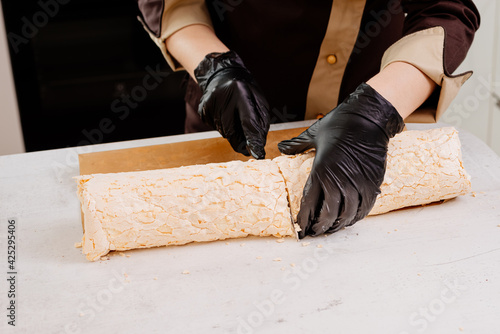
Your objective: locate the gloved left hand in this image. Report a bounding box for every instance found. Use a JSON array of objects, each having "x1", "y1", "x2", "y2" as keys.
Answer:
[
  {"x1": 195, "y1": 51, "x2": 270, "y2": 159},
  {"x1": 278, "y1": 83, "x2": 405, "y2": 238}
]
